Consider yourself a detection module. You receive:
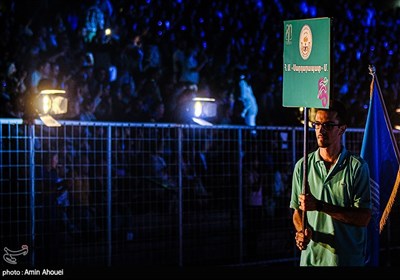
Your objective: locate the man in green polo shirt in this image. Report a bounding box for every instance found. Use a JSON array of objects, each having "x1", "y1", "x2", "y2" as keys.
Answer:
[{"x1": 290, "y1": 100, "x2": 371, "y2": 266}]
